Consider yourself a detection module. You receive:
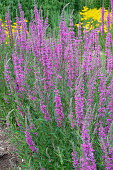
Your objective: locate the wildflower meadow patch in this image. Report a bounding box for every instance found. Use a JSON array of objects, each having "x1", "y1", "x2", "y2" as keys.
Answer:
[{"x1": 0, "y1": 1, "x2": 113, "y2": 169}]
